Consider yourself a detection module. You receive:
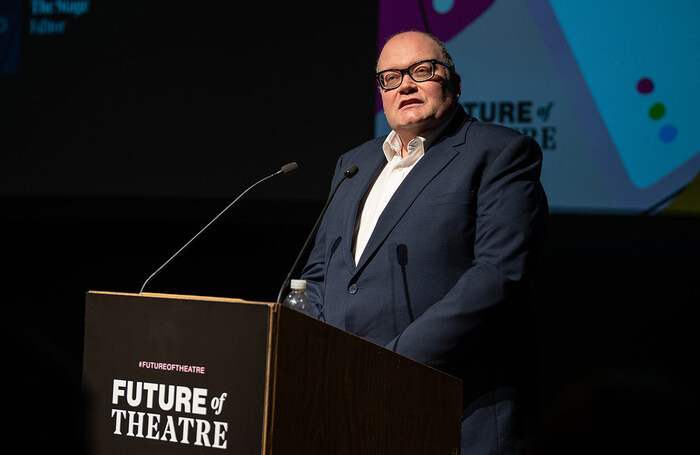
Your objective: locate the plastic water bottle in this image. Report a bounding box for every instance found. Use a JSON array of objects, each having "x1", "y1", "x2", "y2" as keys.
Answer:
[{"x1": 282, "y1": 279, "x2": 313, "y2": 315}]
